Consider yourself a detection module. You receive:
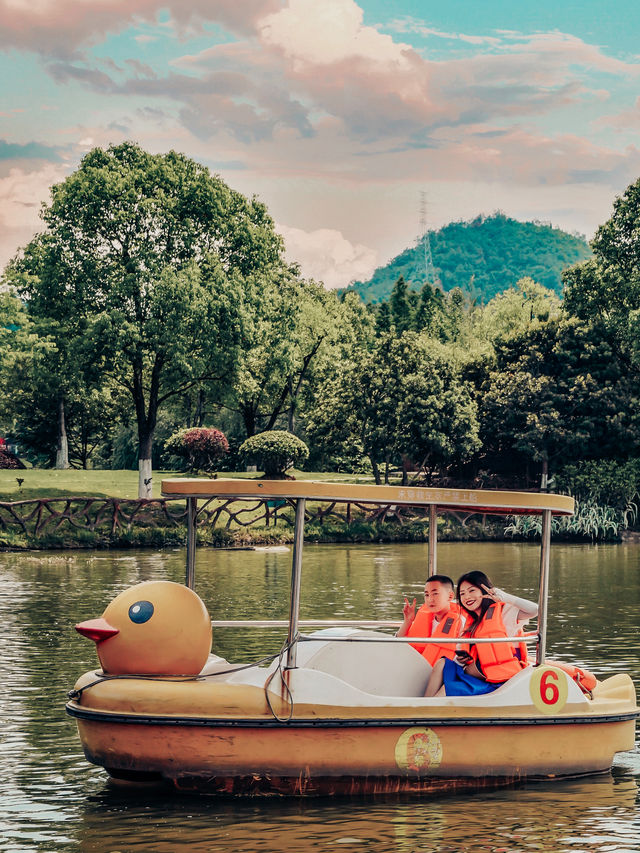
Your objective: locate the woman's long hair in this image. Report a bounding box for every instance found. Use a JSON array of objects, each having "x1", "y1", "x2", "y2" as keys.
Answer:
[{"x1": 457, "y1": 570, "x2": 494, "y2": 635}]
